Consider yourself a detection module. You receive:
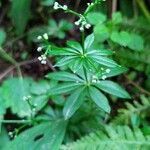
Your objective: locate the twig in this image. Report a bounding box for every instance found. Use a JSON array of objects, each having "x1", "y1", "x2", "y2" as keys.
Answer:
[
  {"x1": 0, "y1": 58, "x2": 37, "y2": 81},
  {"x1": 112, "y1": 0, "x2": 117, "y2": 14},
  {"x1": 124, "y1": 75, "x2": 150, "y2": 96},
  {"x1": 0, "y1": 57, "x2": 55, "y2": 81}
]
